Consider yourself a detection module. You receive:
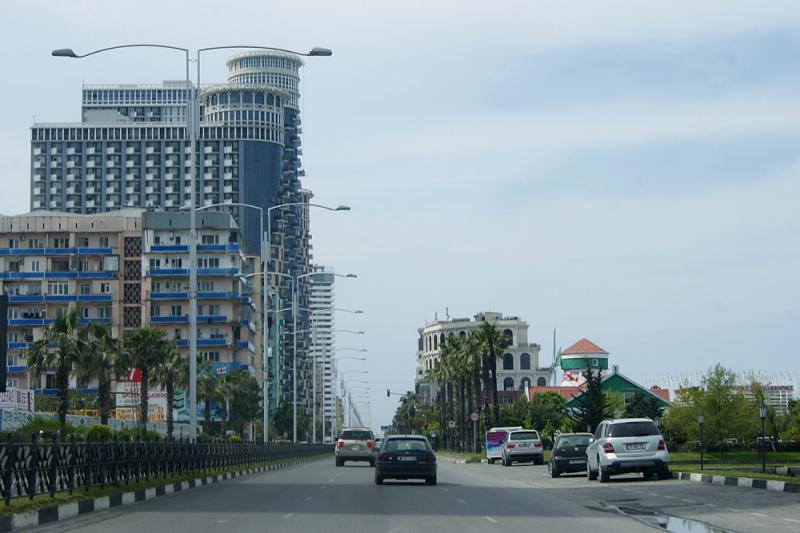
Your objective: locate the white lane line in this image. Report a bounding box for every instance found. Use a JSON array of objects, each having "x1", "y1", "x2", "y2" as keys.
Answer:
[
  {"x1": 305, "y1": 496, "x2": 313, "y2": 501},
  {"x1": 784, "y1": 518, "x2": 800, "y2": 524},
  {"x1": 283, "y1": 513, "x2": 294, "y2": 519},
  {"x1": 681, "y1": 499, "x2": 697, "y2": 504},
  {"x1": 705, "y1": 504, "x2": 718, "y2": 508},
  {"x1": 664, "y1": 495, "x2": 677, "y2": 500},
  {"x1": 751, "y1": 513, "x2": 768, "y2": 518},
  {"x1": 726, "y1": 508, "x2": 743, "y2": 512},
  {"x1": 648, "y1": 493, "x2": 659, "y2": 497},
  {"x1": 327, "y1": 478, "x2": 334, "y2": 483},
  {"x1": 319, "y1": 486, "x2": 327, "y2": 490},
  {"x1": 484, "y1": 516, "x2": 498, "y2": 524},
  {"x1": 456, "y1": 498, "x2": 467, "y2": 504}
]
